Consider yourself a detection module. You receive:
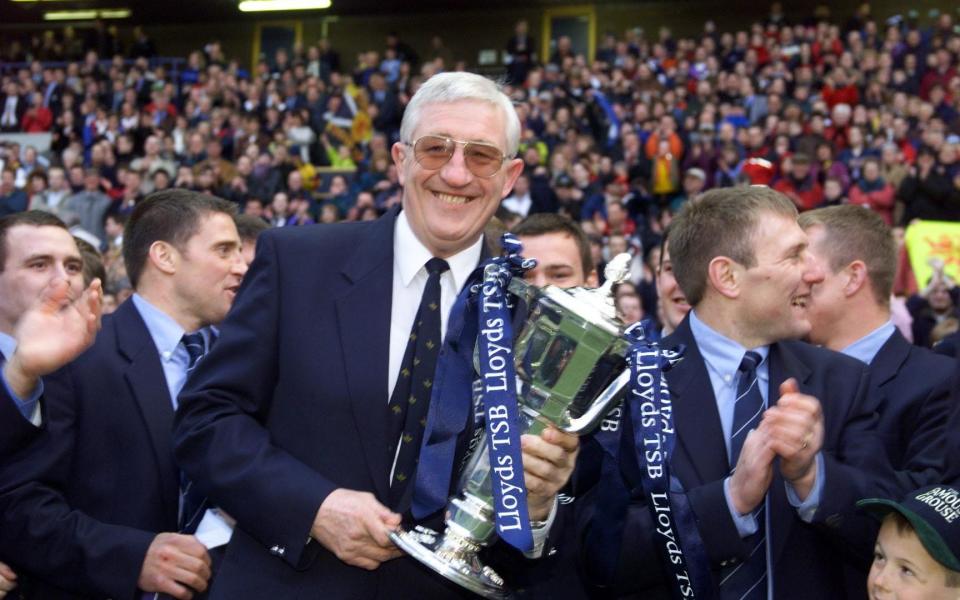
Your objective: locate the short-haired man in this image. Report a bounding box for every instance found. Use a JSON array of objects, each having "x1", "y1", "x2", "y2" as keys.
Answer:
[
  {"x1": 0, "y1": 210, "x2": 100, "y2": 458},
  {"x1": 0, "y1": 190, "x2": 247, "y2": 599},
  {"x1": 579, "y1": 187, "x2": 892, "y2": 598},
  {"x1": 510, "y1": 212, "x2": 598, "y2": 600},
  {"x1": 235, "y1": 213, "x2": 269, "y2": 266},
  {"x1": 512, "y1": 212, "x2": 598, "y2": 289},
  {"x1": 174, "y1": 72, "x2": 579, "y2": 597},
  {"x1": 799, "y1": 205, "x2": 954, "y2": 490}
]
